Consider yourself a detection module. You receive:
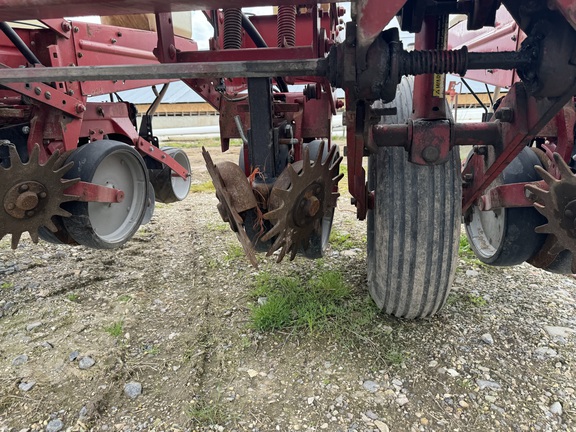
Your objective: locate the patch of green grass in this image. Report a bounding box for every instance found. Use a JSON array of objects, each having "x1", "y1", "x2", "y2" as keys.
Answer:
[
  {"x1": 104, "y1": 321, "x2": 124, "y2": 337},
  {"x1": 250, "y1": 270, "x2": 352, "y2": 332},
  {"x1": 329, "y1": 229, "x2": 357, "y2": 250},
  {"x1": 187, "y1": 397, "x2": 227, "y2": 426},
  {"x1": 1, "y1": 281, "x2": 13, "y2": 290},
  {"x1": 225, "y1": 243, "x2": 245, "y2": 261},
  {"x1": 117, "y1": 294, "x2": 132, "y2": 303},
  {"x1": 446, "y1": 293, "x2": 458, "y2": 306},
  {"x1": 190, "y1": 180, "x2": 216, "y2": 194},
  {"x1": 458, "y1": 234, "x2": 483, "y2": 266},
  {"x1": 66, "y1": 293, "x2": 79, "y2": 302},
  {"x1": 385, "y1": 348, "x2": 407, "y2": 366},
  {"x1": 466, "y1": 293, "x2": 488, "y2": 307},
  {"x1": 144, "y1": 345, "x2": 160, "y2": 356},
  {"x1": 207, "y1": 222, "x2": 229, "y2": 233}
]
